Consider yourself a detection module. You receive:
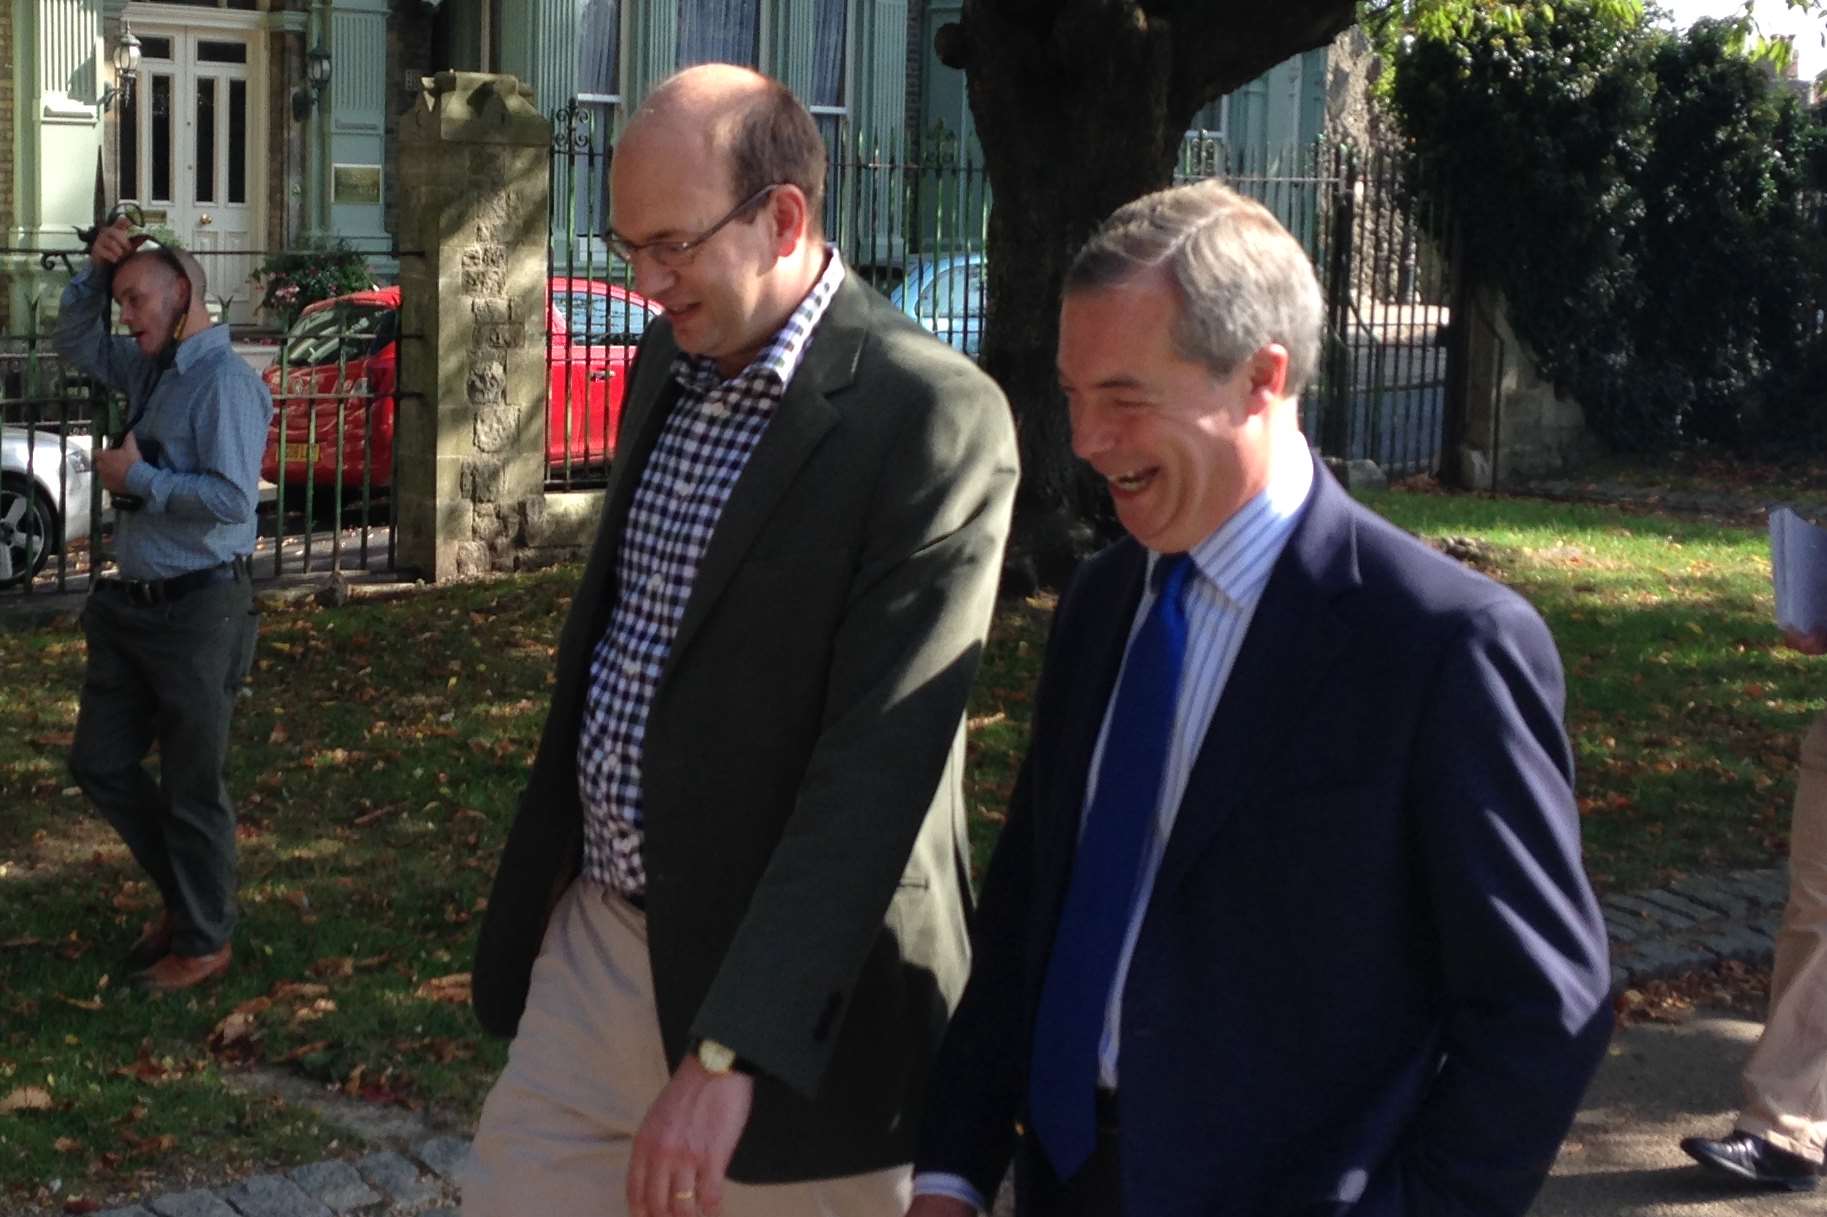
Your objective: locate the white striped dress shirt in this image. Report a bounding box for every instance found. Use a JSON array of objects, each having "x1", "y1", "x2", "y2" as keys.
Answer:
[{"x1": 1089, "y1": 436, "x2": 1314, "y2": 1088}]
